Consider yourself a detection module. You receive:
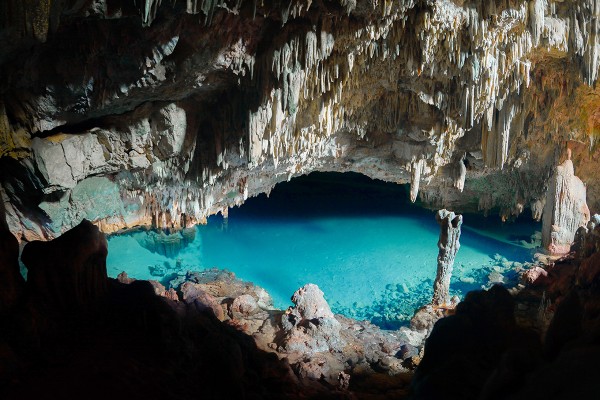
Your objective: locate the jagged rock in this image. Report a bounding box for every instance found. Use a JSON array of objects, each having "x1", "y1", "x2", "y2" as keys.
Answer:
[
  {"x1": 229, "y1": 294, "x2": 259, "y2": 318},
  {"x1": 180, "y1": 281, "x2": 225, "y2": 320},
  {"x1": 521, "y1": 266, "x2": 548, "y2": 285},
  {"x1": 396, "y1": 344, "x2": 419, "y2": 361},
  {"x1": 21, "y1": 219, "x2": 108, "y2": 313},
  {"x1": 432, "y1": 209, "x2": 463, "y2": 306},
  {"x1": 280, "y1": 284, "x2": 343, "y2": 354},
  {"x1": 148, "y1": 280, "x2": 179, "y2": 301},
  {"x1": 289, "y1": 283, "x2": 334, "y2": 320},
  {"x1": 542, "y1": 158, "x2": 590, "y2": 255}
]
